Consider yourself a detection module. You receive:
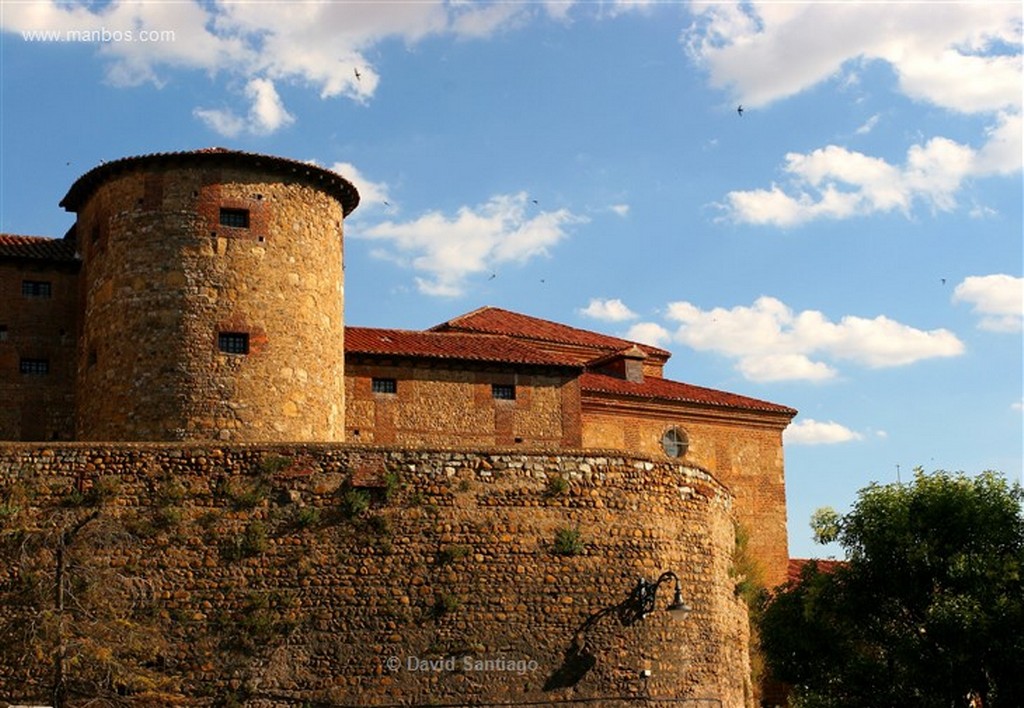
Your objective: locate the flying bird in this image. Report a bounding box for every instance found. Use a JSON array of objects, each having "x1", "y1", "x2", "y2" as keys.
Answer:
[
  {"x1": 737, "y1": 105, "x2": 744, "y2": 117},
  {"x1": 354, "y1": 68, "x2": 362, "y2": 81}
]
